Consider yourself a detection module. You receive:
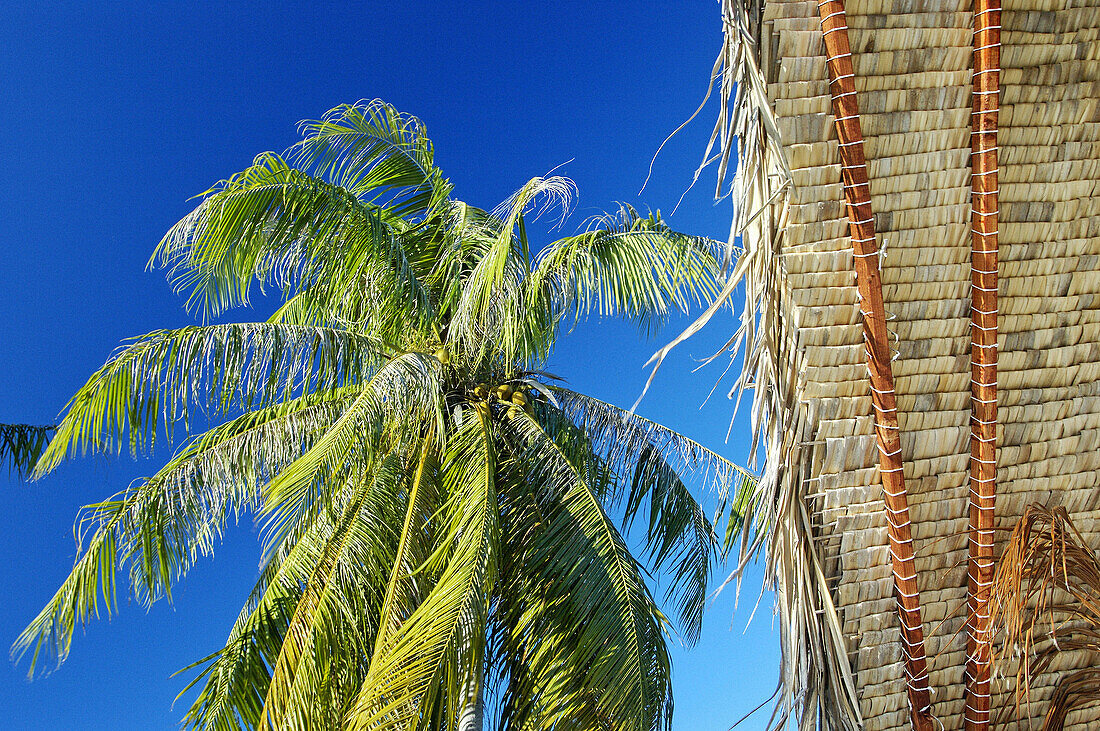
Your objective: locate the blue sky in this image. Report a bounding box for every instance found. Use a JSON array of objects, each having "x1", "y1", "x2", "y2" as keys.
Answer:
[{"x1": 0, "y1": 2, "x2": 778, "y2": 728}]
